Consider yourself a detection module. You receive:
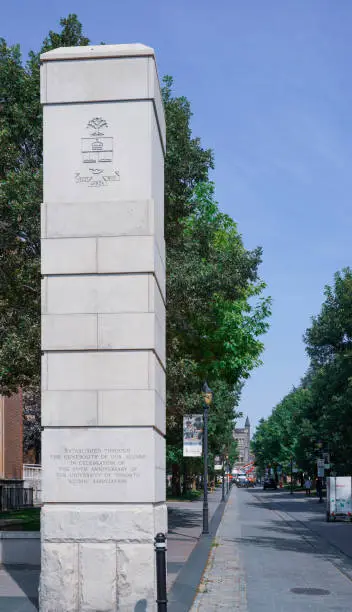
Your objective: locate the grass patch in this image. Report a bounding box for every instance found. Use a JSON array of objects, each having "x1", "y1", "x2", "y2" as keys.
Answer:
[
  {"x1": 167, "y1": 489, "x2": 202, "y2": 502},
  {"x1": 0, "y1": 507, "x2": 40, "y2": 531}
]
